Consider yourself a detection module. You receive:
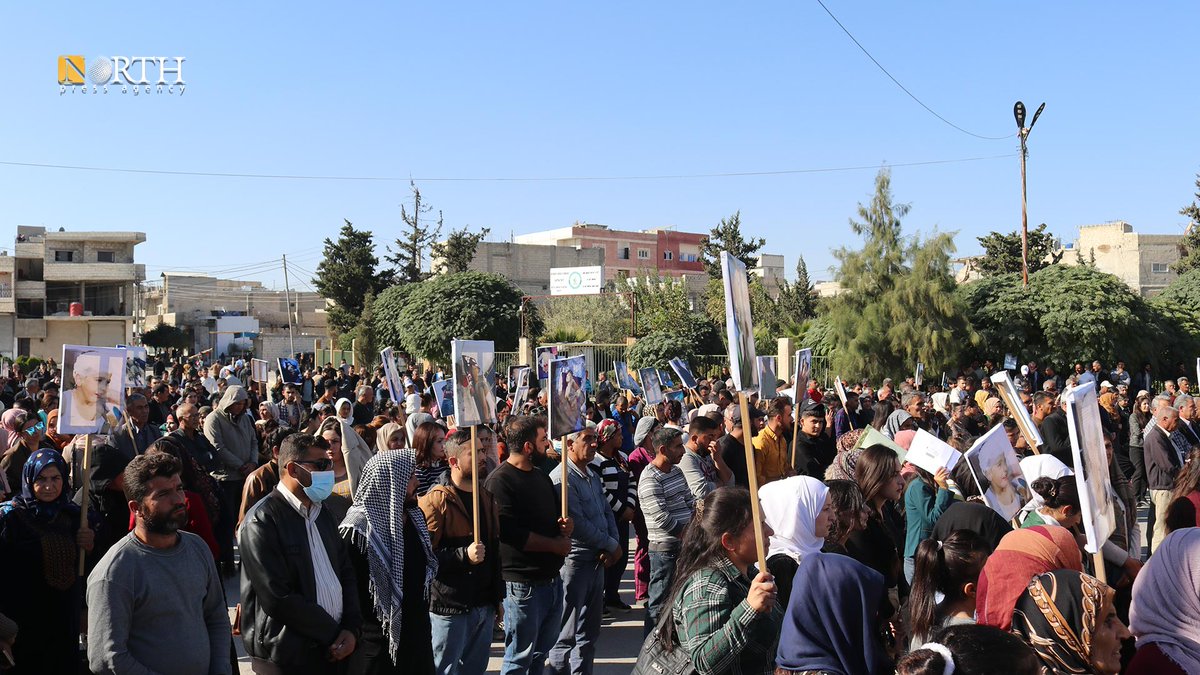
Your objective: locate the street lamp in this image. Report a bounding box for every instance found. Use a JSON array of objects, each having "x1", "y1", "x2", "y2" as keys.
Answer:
[{"x1": 1014, "y1": 101, "x2": 1045, "y2": 287}]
